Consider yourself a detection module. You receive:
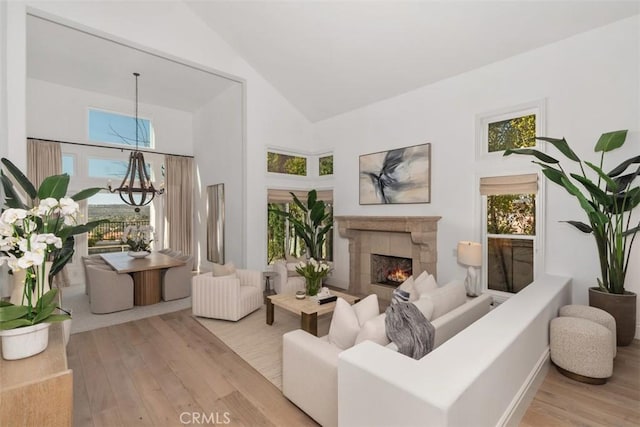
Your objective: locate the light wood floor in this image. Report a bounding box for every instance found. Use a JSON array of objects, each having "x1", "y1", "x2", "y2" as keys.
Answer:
[
  {"x1": 521, "y1": 339, "x2": 640, "y2": 426},
  {"x1": 67, "y1": 309, "x2": 317, "y2": 427},
  {"x1": 69, "y1": 309, "x2": 639, "y2": 427}
]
